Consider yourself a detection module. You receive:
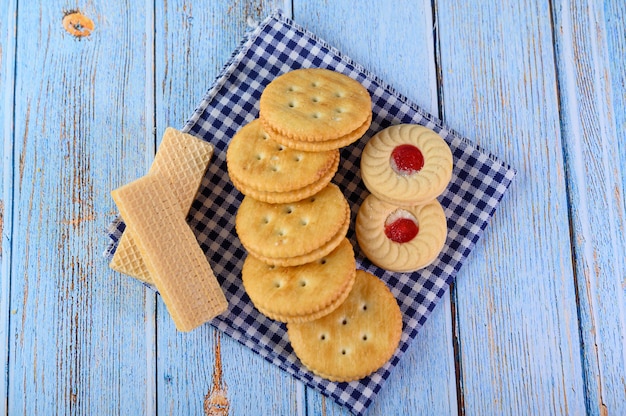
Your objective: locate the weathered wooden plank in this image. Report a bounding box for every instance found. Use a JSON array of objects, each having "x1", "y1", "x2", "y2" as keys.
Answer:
[
  {"x1": 0, "y1": 2, "x2": 17, "y2": 415},
  {"x1": 153, "y1": 2, "x2": 300, "y2": 415},
  {"x1": 7, "y1": 2, "x2": 152, "y2": 414},
  {"x1": 142, "y1": 2, "x2": 158, "y2": 412},
  {"x1": 552, "y1": 1, "x2": 626, "y2": 414},
  {"x1": 435, "y1": 0, "x2": 586, "y2": 413},
  {"x1": 604, "y1": 1, "x2": 626, "y2": 195},
  {"x1": 293, "y1": 1, "x2": 458, "y2": 414}
]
